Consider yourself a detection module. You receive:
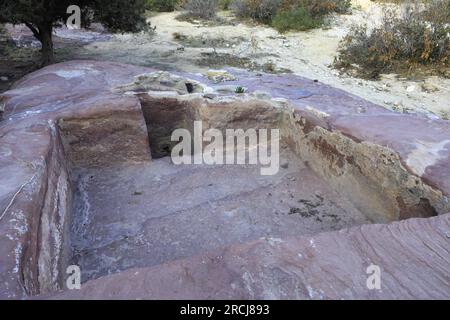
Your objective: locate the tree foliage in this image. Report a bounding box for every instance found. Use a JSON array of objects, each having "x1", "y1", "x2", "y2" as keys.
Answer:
[{"x1": 0, "y1": 0, "x2": 148, "y2": 66}]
